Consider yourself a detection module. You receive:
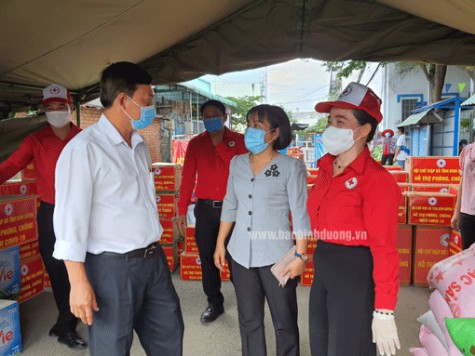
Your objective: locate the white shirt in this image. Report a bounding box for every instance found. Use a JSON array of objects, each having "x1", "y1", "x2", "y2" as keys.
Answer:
[
  {"x1": 396, "y1": 134, "x2": 408, "y2": 161},
  {"x1": 53, "y1": 115, "x2": 163, "y2": 262}
]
